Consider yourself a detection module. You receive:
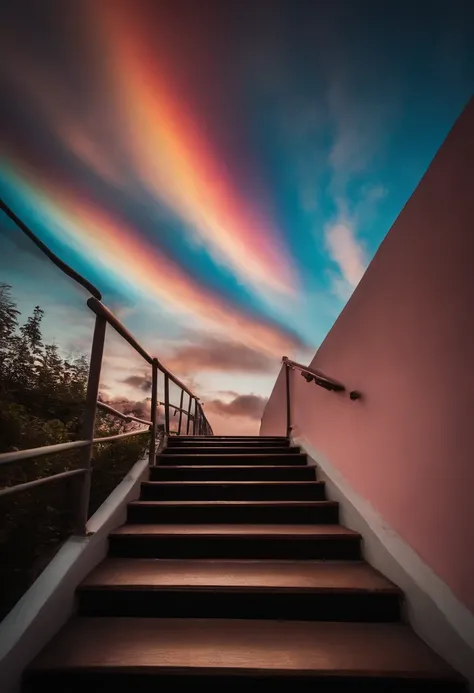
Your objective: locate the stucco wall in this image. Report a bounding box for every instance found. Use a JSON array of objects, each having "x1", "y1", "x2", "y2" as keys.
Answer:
[{"x1": 260, "y1": 98, "x2": 474, "y2": 614}]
